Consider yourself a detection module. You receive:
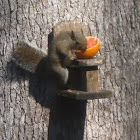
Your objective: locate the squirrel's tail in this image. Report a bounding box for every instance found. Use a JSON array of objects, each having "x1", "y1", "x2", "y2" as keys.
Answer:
[{"x1": 13, "y1": 41, "x2": 47, "y2": 73}]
